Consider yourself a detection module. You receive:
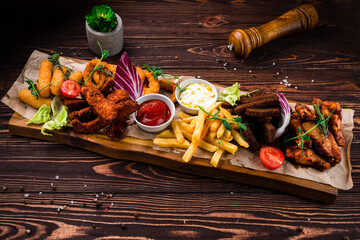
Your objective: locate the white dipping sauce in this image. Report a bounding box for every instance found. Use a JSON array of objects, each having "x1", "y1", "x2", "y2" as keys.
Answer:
[{"x1": 179, "y1": 83, "x2": 216, "y2": 109}]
